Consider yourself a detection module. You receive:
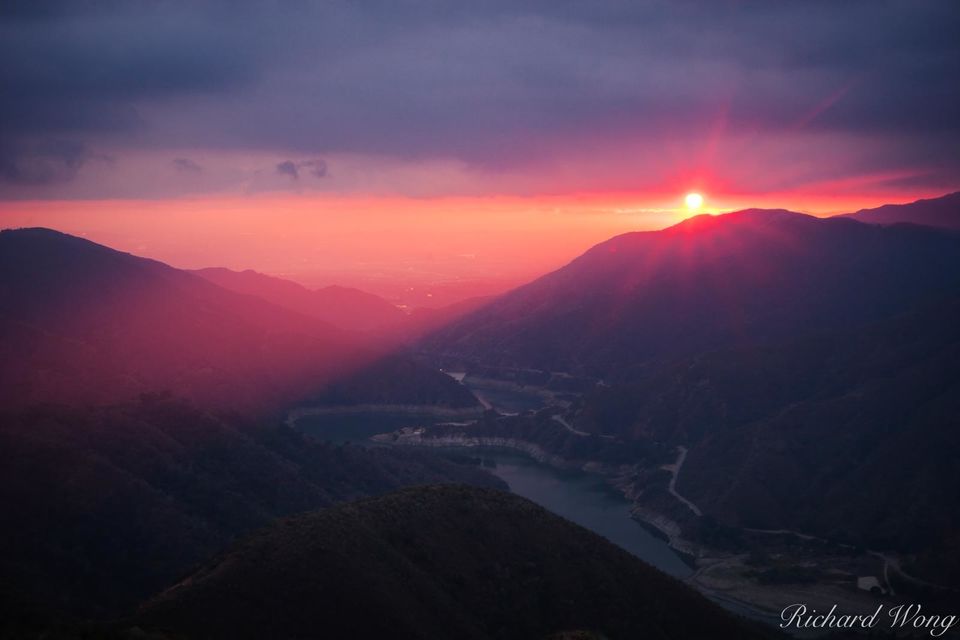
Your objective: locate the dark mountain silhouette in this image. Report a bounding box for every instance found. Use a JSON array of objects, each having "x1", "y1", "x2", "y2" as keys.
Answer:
[
  {"x1": 844, "y1": 191, "x2": 960, "y2": 229},
  {"x1": 0, "y1": 397, "x2": 503, "y2": 625},
  {"x1": 193, "y1": 266, "x2": 406, "y2": 331},
  {"x1": 140, "y1": 485, "x2": 772, "y2": 640},
  {"x1": 422, "y1": 208, "x2": 960, "y2": 379},
  {"x1": 0, "y1": 228, "x2": 472, "y2": 412}
]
